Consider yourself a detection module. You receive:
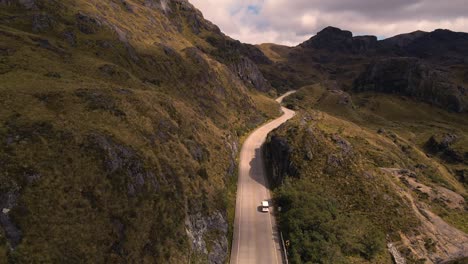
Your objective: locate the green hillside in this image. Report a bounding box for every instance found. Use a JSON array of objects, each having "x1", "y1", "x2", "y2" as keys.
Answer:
[
  {"x1": 266, "y1": 84, "x2": 468, "y2": 263},
  {"x1": 0, "y1": 0, "x2": 278, "y2": 262}
]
